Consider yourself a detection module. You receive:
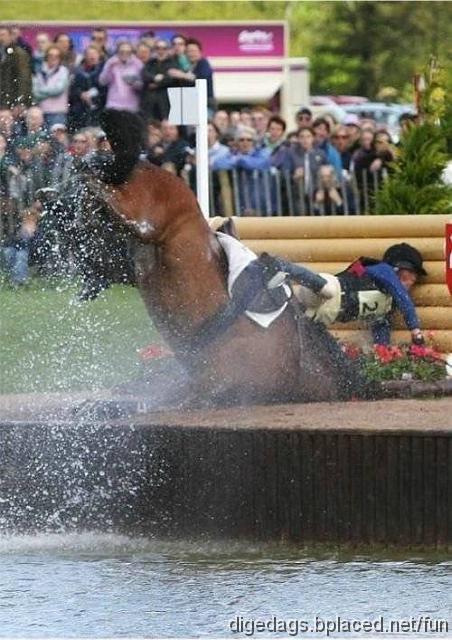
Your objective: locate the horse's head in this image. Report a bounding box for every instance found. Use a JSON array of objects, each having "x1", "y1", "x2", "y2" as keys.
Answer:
[{"x1": 84, "y1": 109, "x2": 204, "y2": 244}]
